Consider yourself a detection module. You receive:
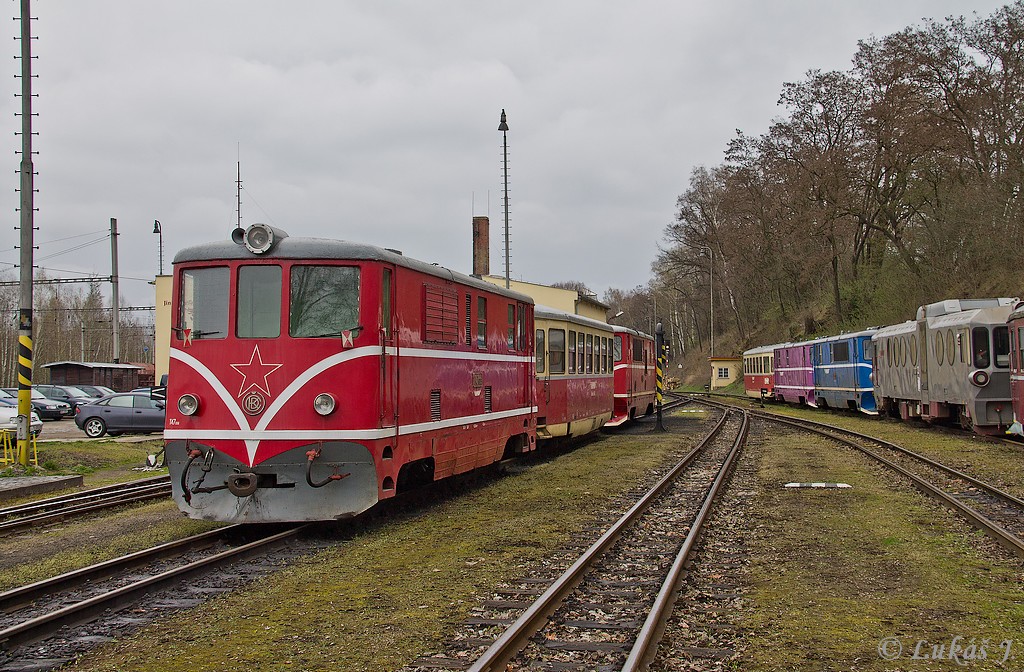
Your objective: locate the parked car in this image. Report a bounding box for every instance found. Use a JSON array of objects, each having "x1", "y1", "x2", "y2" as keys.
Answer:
[
  {"x1": 34, "y1": 385, "x2": 94, "y2": 412},
  {"x1": 0, "y1": 388, "x2": 73, "y2": 420},
  {"x1": 74, "y1": 392, "x2": 165, "y2": 438},
  {"x1": 0, "y1": 399, "x2": 43, "y2": 436},
  {"x1": 75, "y1": 384, "x2": 116, "y2": 398}
]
